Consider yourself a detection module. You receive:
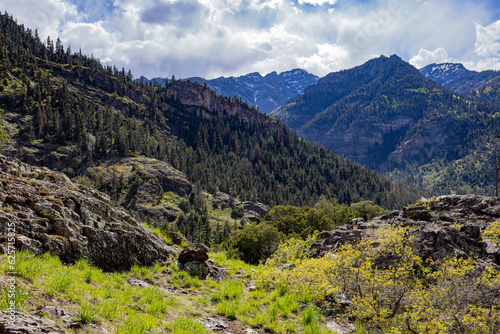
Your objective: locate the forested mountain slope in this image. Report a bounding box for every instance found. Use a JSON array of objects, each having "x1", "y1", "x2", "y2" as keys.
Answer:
[
  {"x1": 0, "y1": 13, "x2": 410, "y2": 209},
  {"x1": 273, "y1": 55, "x2": 500, "y2": 195}
]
